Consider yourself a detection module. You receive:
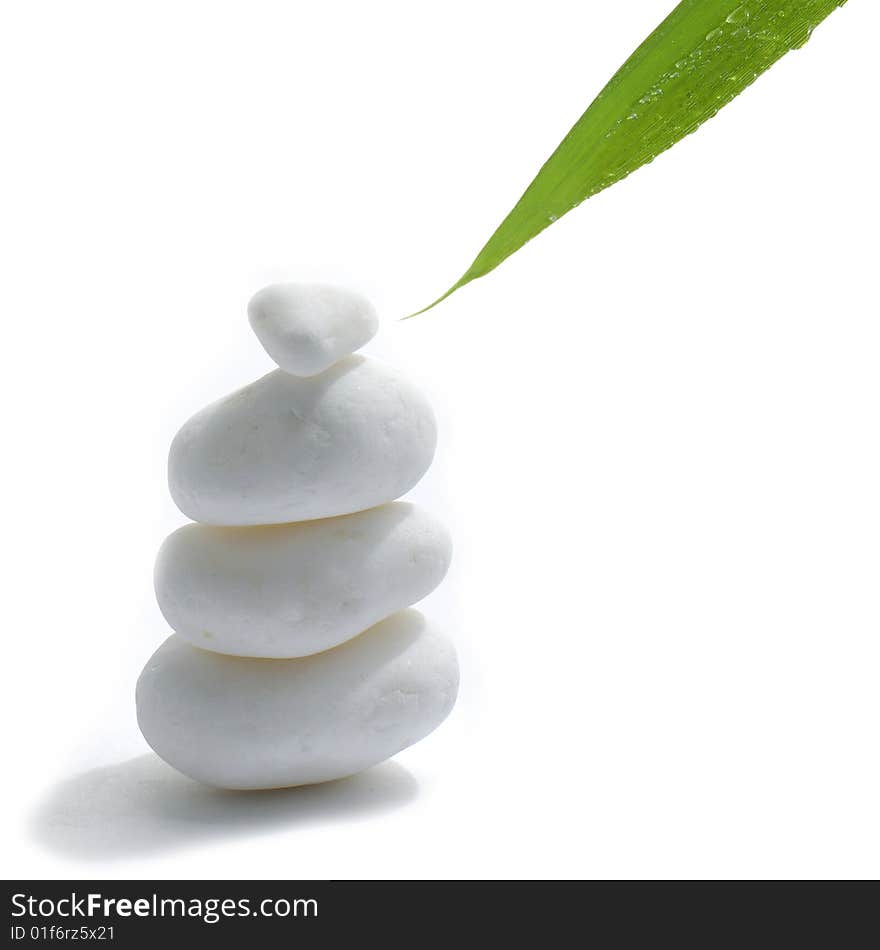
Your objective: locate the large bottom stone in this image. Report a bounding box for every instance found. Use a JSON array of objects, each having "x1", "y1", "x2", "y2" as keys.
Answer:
[{"x1": 136, "y1": 610, "x2": 458, "y2": 789}]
